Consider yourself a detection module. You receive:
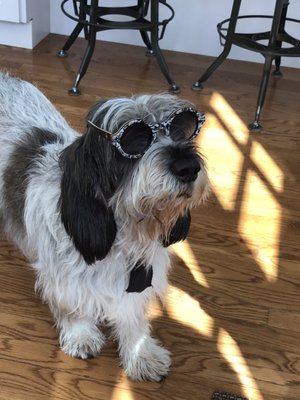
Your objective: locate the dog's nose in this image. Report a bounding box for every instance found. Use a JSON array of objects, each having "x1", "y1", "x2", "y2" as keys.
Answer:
[{"x1": 170, "y1": 154, "x2": 201, "y2": 183}]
